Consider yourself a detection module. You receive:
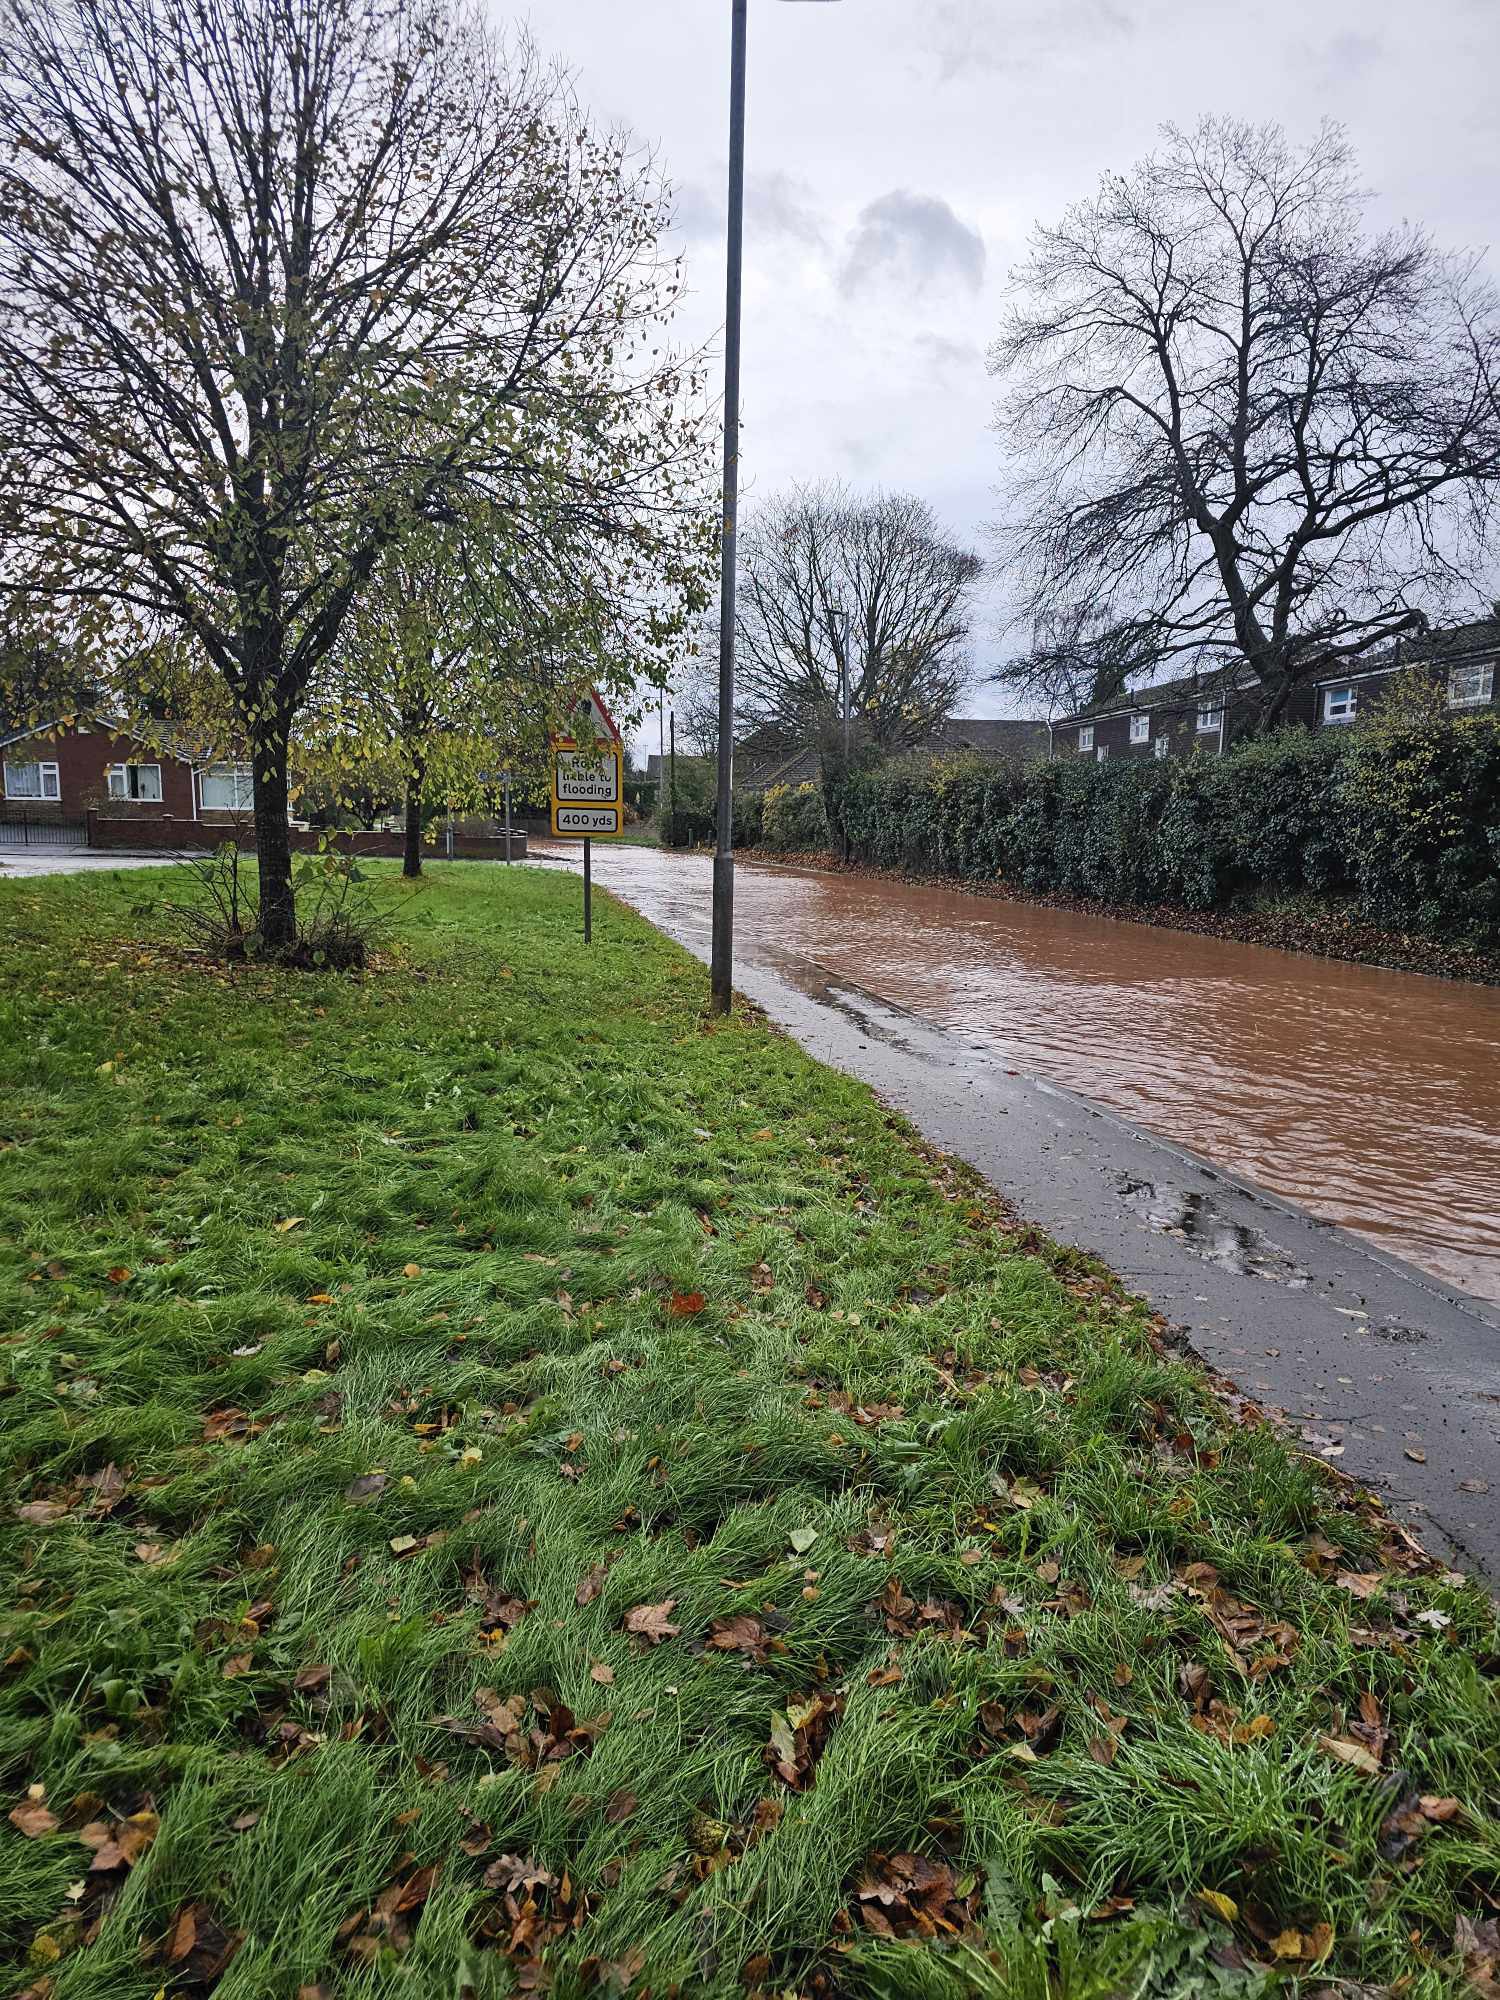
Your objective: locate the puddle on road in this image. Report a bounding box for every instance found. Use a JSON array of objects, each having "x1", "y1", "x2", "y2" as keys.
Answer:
[
  {"x1": 1118, "y1": 1175, "x2": 1313, "y2": 1285},
  {"x1": 537, "y1": 843, "x2": 1500, "y2": 1304}
]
